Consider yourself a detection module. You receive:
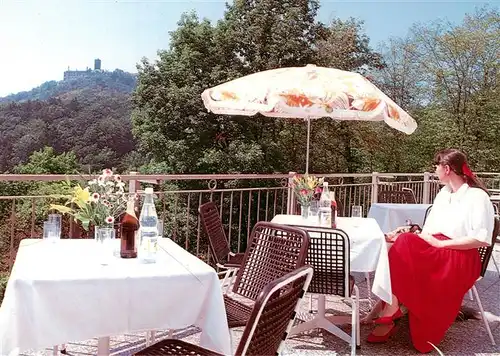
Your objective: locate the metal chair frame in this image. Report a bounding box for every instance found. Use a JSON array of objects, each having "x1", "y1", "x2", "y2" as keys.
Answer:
[
  {"x1": 288, "y1": 226, "x2": 360, "y2": 356},
  {"x1": 134, "y1": 266, "x2": 314, "y2": 356}
]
